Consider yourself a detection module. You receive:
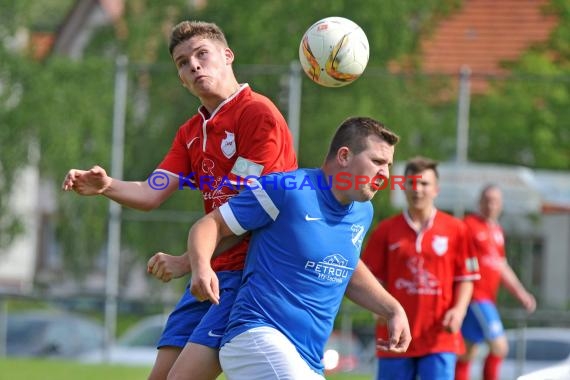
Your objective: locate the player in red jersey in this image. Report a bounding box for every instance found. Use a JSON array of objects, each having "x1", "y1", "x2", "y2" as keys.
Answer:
[
  {"x1": 62, "y1": 21, "x2": 297, "y2": 380},
  {"x1": 455, "y1": 184, "x2": 536, "y2": 380},
  {"x1": 362, "y1": 156, "x2": 480, "y2": 380}
]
